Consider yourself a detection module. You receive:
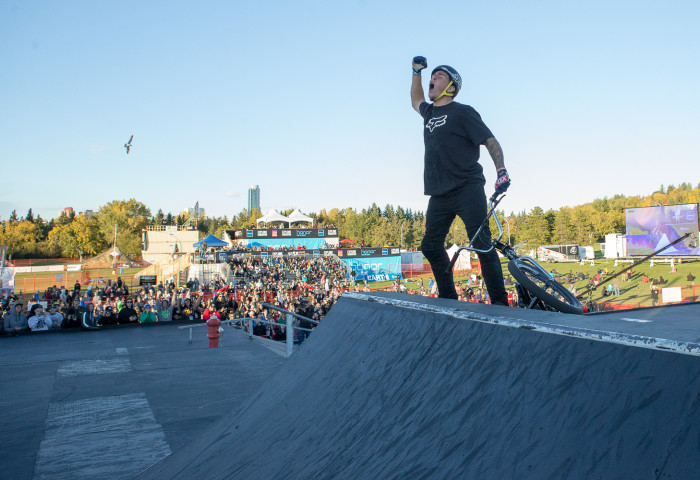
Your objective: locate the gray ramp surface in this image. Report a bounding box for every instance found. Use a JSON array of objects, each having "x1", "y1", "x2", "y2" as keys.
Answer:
[{"x1": 138, "y1": 293, "x2": 700, "y2": 480}]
